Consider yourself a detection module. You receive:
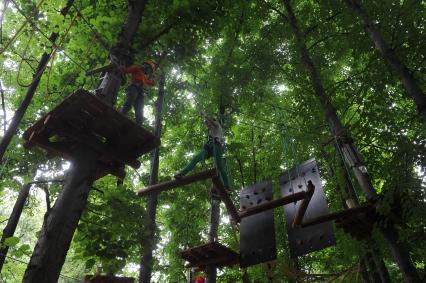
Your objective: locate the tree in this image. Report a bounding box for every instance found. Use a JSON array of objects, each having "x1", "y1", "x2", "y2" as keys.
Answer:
[
  {"x1": 281, "y1": 0, "x2": 421, "y2": 281},
  {"x1": 23, "y1": 1, "x2": 148, "y2": 281}
]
